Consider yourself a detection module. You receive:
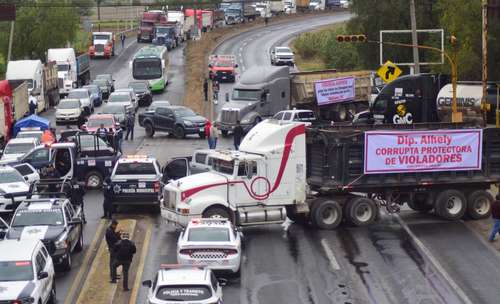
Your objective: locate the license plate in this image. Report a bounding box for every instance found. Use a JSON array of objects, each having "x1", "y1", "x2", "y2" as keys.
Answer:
[
  {"x1": 199, "y1": 127, "x2": 204, "y2": 132},
  {"x1": 138, "y1": 182, "x2": 146, "y2": 188}
]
